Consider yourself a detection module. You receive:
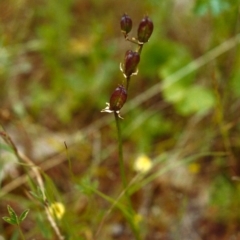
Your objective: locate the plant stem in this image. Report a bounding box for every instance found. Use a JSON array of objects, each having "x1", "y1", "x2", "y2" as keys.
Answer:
[
  {"x1": 114, "y1": 112, "x2": 141, "y2": 240},
  {"x1": 18, "y1": 225, "x2": 26, "y2": 240},
  {"x1": 114, "y1": 112, "x2": 128, "y2": 190},
  {"x1": 126, "y1": 76, "x2": 130, "y2": 91}
]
